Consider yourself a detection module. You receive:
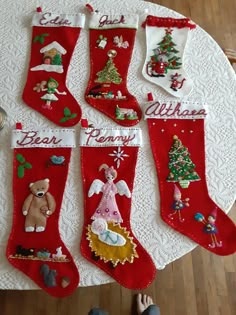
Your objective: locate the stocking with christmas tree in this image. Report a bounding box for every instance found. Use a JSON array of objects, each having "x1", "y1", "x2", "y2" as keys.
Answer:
[
  {"x1": 7, "y1": 124, "x2": 79, "y2": 297},
  {"x1": 22, "y1": 8, "x2": 85, "y2": 126},
  {"x1": 143, "y1": 96, "x2": 236, "y2": 255},
  {"x1": 80, "y1": 125, "x2": 156, "y2": 289},
  {"x1": 142, "y1": 16, "x2": 196, "y2": 97},
  {"x1": 84, "y1": 8, "x2": 142, "y2": 126}
]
